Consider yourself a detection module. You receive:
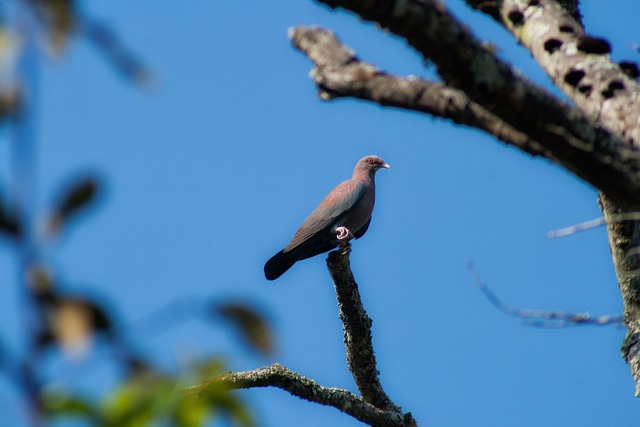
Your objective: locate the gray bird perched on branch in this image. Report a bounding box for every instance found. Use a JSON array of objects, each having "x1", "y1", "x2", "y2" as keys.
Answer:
[{"x1": 264, "y1": 155, "x2": 389, "y2": 281}]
